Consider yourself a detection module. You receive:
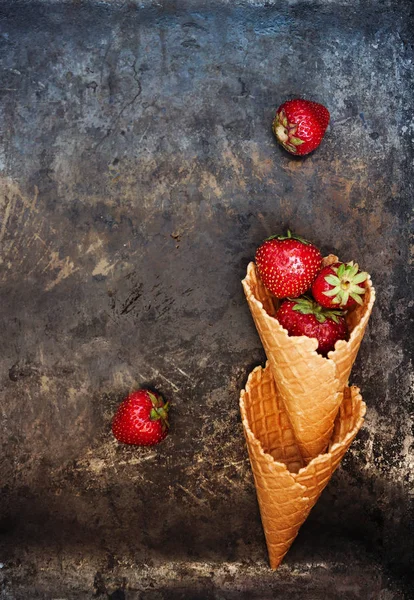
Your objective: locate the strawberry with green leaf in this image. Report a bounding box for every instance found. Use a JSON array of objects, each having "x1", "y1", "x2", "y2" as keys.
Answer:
[
  {"x1": 275, "y1": 296, "x2": 348, "y2": 356},
  {"x1": 273, "y1": 99, "x2": 330, "y2": 155},
  {"x1": 112, "y1": 389, "x2": 170, "y2": 446},
  {"x1": 255, "y1": 230, "x2": 322, "y2": 299},
  {"x1": 311, "y1": 261, "x2": 368, "y2": 310}
]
